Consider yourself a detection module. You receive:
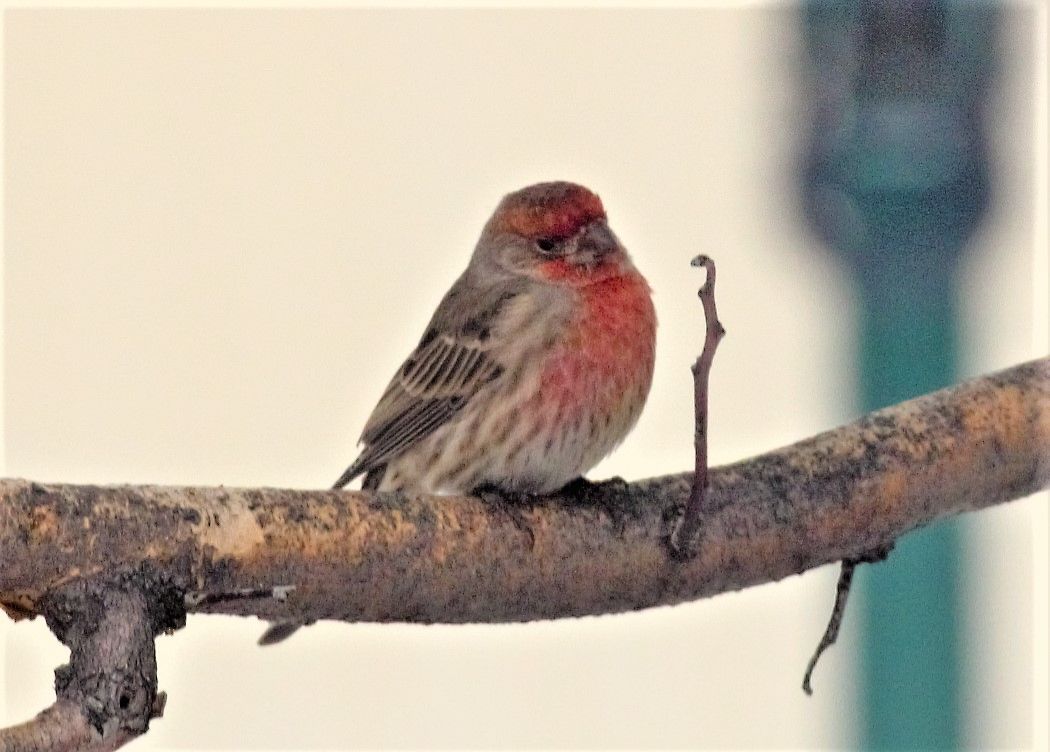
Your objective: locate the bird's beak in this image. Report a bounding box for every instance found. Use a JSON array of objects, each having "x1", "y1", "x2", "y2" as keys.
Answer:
[{"x1": 576, "y1": 221, "x2": 619, "y2": 264}]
